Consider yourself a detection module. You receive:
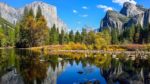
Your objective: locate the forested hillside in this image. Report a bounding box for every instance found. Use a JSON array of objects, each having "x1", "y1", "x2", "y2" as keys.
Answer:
[{"x1": 0, "y1": 17, "x2": 15, "y2": 47}]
